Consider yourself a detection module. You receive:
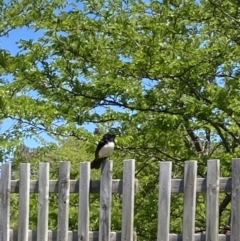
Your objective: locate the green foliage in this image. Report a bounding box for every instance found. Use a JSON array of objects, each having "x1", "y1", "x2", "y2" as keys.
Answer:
[{"x1": 1, "y1": 0, "x2": 240, "y2": 239}]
